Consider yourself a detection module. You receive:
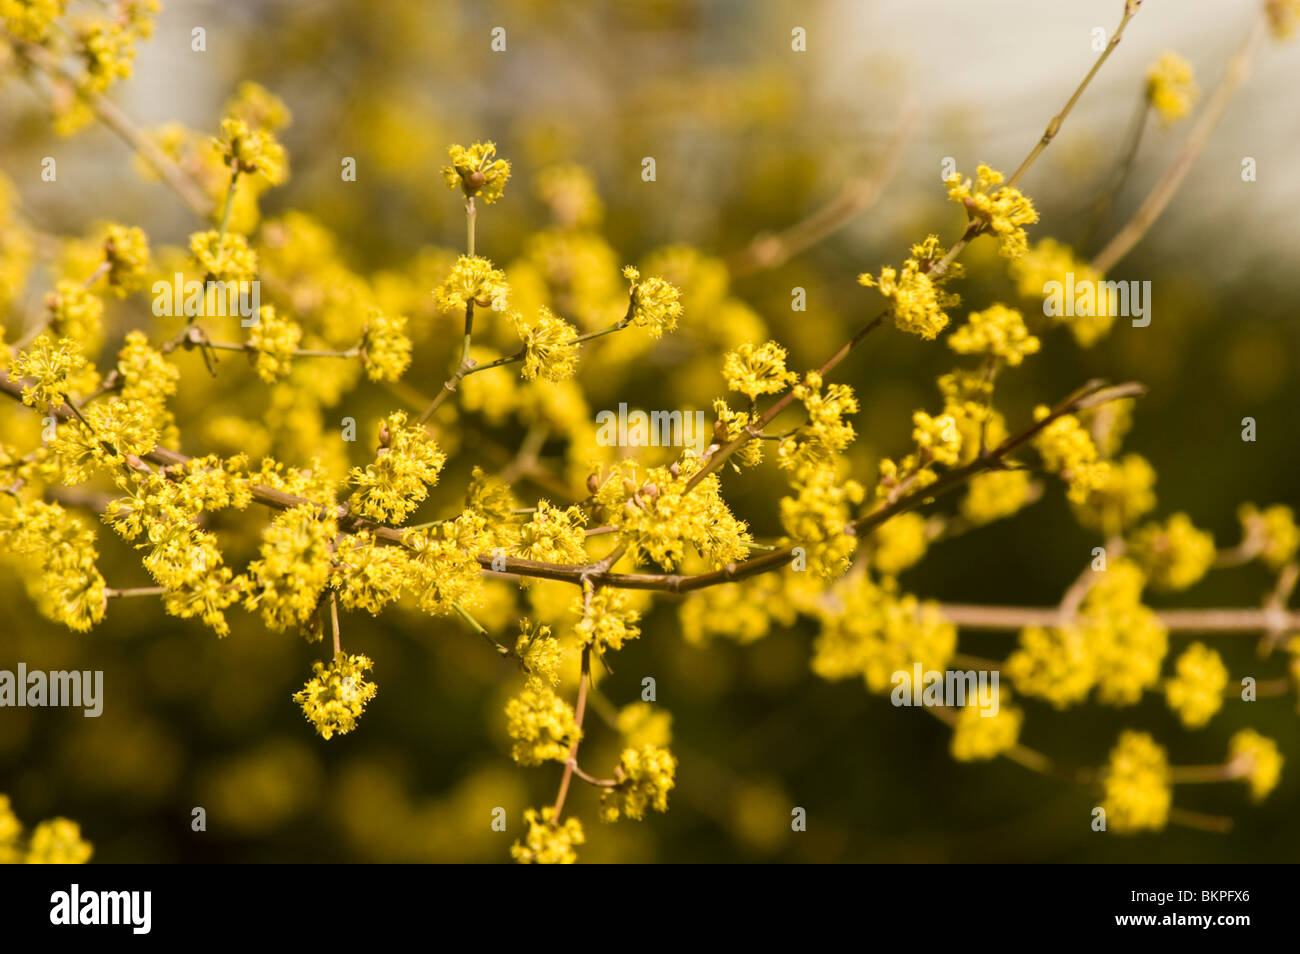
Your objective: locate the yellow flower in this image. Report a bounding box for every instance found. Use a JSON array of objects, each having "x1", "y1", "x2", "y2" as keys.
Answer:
[
  {"x1": 433, "y1": 255, "x2": 510, "y2": 313},
  {"x1": 1127, "y1": 513, "x2": 1215, "y2": 591},
  {"x1": 1032, "y1": 407, "x2": 1110, "y2": 504},
  {"x1": 1146, "y1": 52, "x2": 1199, "y2": 124},
  {"x1": 514, "y1": 306, "x2": 579, "y2": 381},
  {"x1": 600, "y1": 745, "x2": 677, "y2": 822},
  {"x1": 1010, "y1": 238, "x2": 1117, "y2": 347},
  {"x1": 293, "y1": 652, "x2": 378, "y2": 740},
  {"x1": 723, "y1": 340, "x2": 797, "y2": 402},
  {"x1": 348, "y1": 411, "x2": 447, "y2": 524},
  {"x1": 442, "y1": 141, "x2": 511, "y2": 204},
  {"x1": 24, "y1": 818, "x2": 94, "y2": 864},
  {"x1": 1006, "y1": 625, "x2": 1096, "y2": 709},
  {"x1": 1164, "y1": 643, "x2": 1227, "y2": 729},
  {"x1": 870, "y1": 511, "x2": 928, "y2": 576},
  {"x1": 101, "y1": 223, "x2": 151, "y2": 295},
  {"x1": 950, "y1": 689, "x2": 1023, "y2": 762},
  {"x1": 912, "y1": 410, "x2": 962, "y2": 468},
  {"x1": 1227, "y1": 730, "x2": 1282, "y2": 801},
  {"x1": 359, "y1": 307, "x2": 412, "y2": 382},
  {"x1": 511, "y1": 807, "x2": 583, "y2": 864},
  {"x1": 1237, "y1": 503, "x2": 1300, "y2": 570},
  {"x1": 8, "y1": 334, "x2": 89, "y2": 411},
  {"x1": 514, "y1": 619, "x2": 564, "y2": 684},
  {"x1": 505, "y1": 677, "x2": 580, "y2": 766},
  {"x1": 858, "y1": 235, "x2": 962, "y2": 339},
  {"x1": 1102, "y1": 731, "x2": 1171, "y2": 833},
  {"x1": 574, "y1": 586, "x2": 641, "y2": 653},
  {"x1": 215, "y1": 116, "x2": 288, "y2": 184},
  {"x1": 623, "y1": 266, "x2": 683, "y2": 338},
  {"x1": 947, "y1": 304, "x2": 1039, "y2": 365},
  {"x1": 961, "y1": 470, "x2": 1035, "y2": 526},
  {"x1": 945, "y1": 164, "x2": 1038, "y2": 259},
  {"x1": 190, "y1": 230, "x2": 258, "y2": 284},
  {"x1": 247, "y1": 305, "x2": 302, "y2": 382},
  {"x1": 1071, "y1": 453, "x2": 1157, "y2": 535},
  {"x1": 777, "y1": 371, "x2": 859, "y2": 471},
  {"x1": 1, "y1": 0, "x2": 64, "y2": 42}
]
